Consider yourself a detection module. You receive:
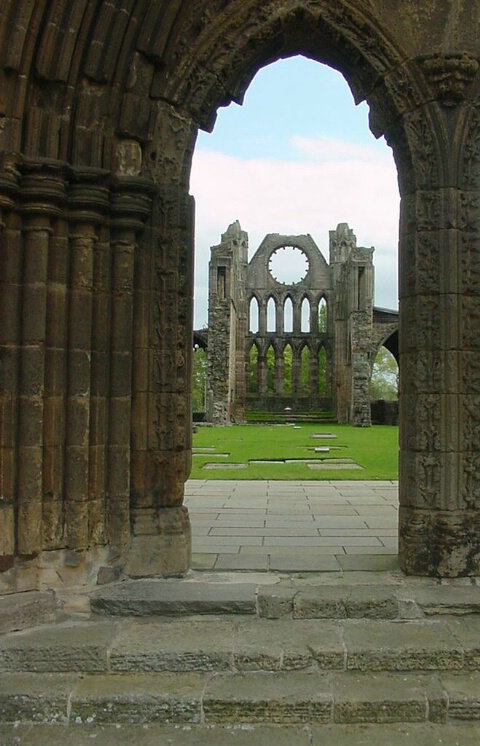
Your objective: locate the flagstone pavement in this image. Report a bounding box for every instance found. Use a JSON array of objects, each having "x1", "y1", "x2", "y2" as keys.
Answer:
[{"x1": 185, "y1": 480, "x2": 399, "y2": 573}]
